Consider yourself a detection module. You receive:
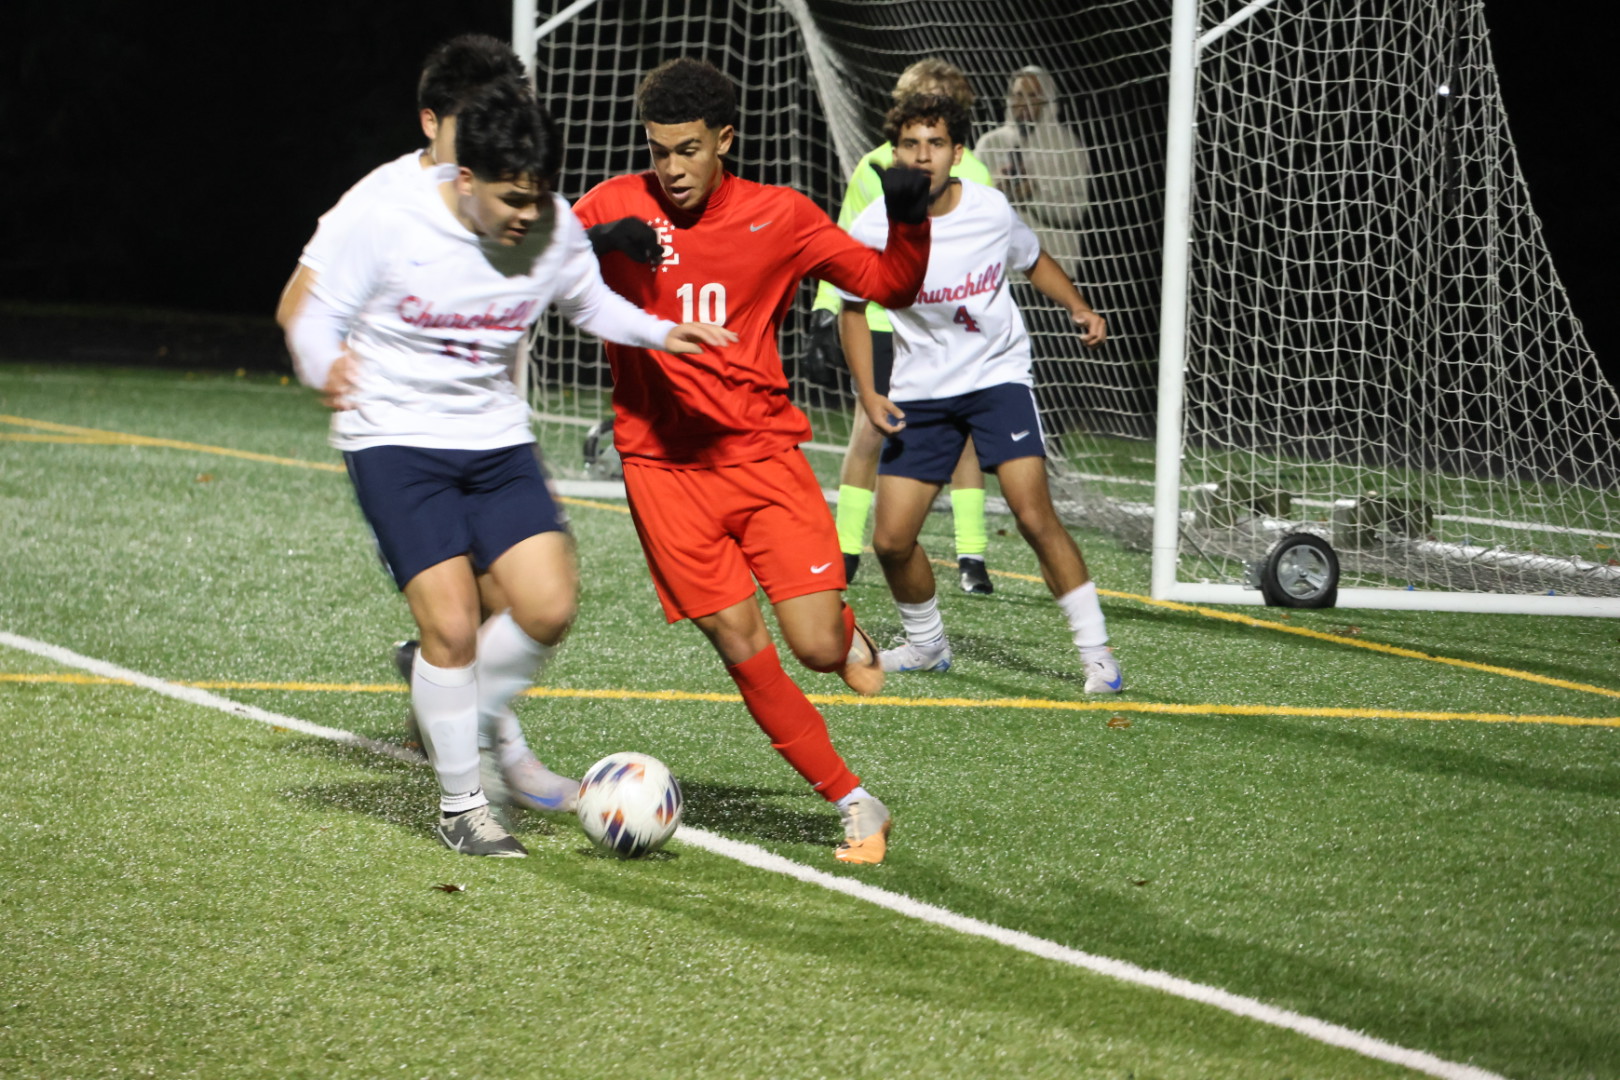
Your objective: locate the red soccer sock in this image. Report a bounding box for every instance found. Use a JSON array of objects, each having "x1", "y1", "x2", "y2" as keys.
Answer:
[
  {"x1": 727, "y1": 643, "x2": 859, "y2": 802},
  {"x1": 800, "y1": 602, "x2": 858, "y2": 674}
]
